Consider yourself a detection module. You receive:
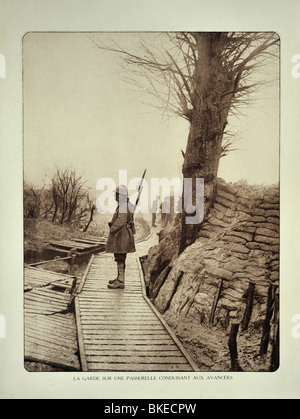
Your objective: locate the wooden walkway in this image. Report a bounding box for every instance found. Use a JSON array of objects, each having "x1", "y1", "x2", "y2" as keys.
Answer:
[
  {"x1": 42, "y1": 237, "x2": 106, "y2": 263},
  {"x1": 75, "y1": 251, "x2": 197, "y2": 372},
  {"x1": 24, "y1": 267, "x2": 80, "y2": 371}
]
